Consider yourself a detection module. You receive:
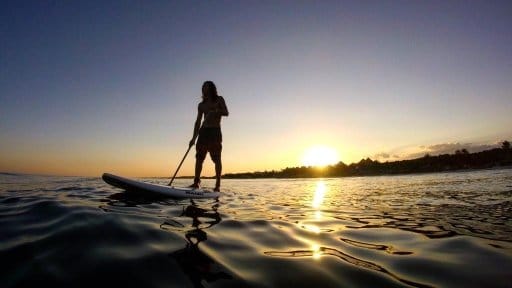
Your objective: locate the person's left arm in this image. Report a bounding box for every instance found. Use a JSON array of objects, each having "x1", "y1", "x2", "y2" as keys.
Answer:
[{"x1": 216, "y1": 96, "x2": 229, "y2": 116}]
